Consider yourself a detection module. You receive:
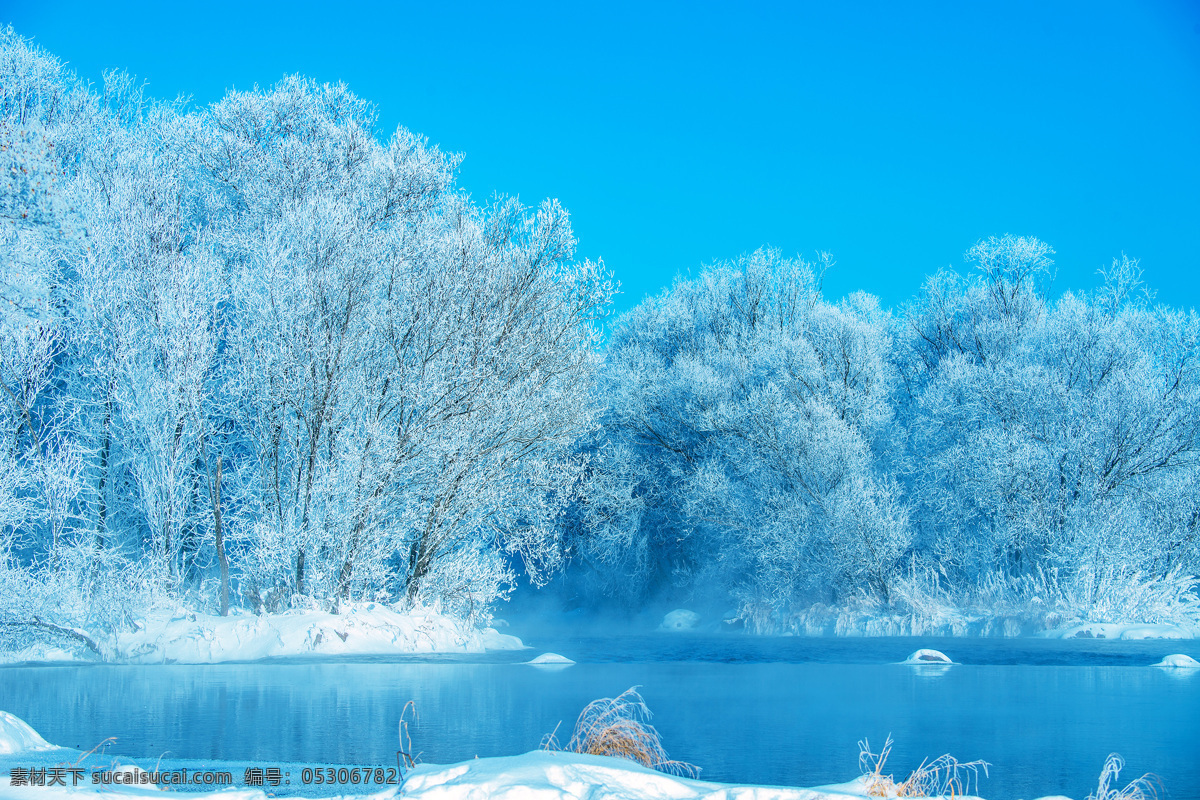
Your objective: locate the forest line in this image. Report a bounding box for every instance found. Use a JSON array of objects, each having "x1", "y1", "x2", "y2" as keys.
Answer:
[{"x1": 2, "y1": 28, "x2": 1197, "y2": 650}]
